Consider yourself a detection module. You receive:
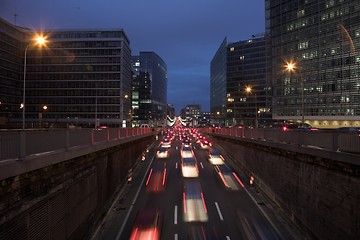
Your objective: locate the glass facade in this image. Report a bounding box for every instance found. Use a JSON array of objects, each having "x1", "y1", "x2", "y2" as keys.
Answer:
[
  {"x1": 267, "y1": 0, "x2": 360, "y2": 128},
  {"x1": 131, "y1": 52, "x2": 167, "y2": 127},
  {"x1": 0, "y1": 18, "x2": 27, "y2": 127},
  {"x1": 210, "y1": 37, "x2": 228, "y2": 126},
  {"x1": 20, "y1": 28, "x2": 131, "y2": 128},
  {"x1": 226, "y1": 37, "x2": 269, "y2": 127}
]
